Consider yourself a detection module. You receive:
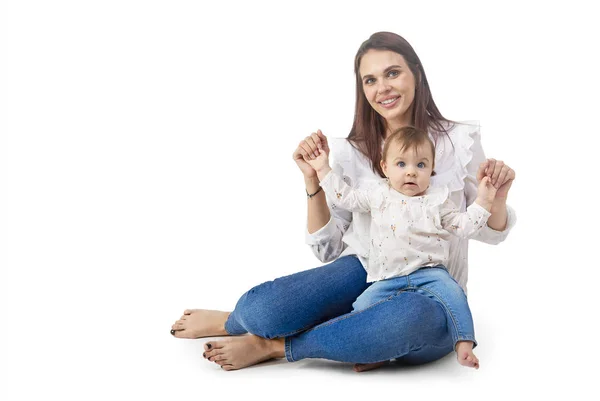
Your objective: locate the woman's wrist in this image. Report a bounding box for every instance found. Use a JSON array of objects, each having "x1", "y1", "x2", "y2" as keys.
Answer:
[
  {"x1": 491, "y1": 198, "x2": 507, "y2": 213},
  {"x1": 304, "y1": 176, "x2": 320, "y2": 193}
]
